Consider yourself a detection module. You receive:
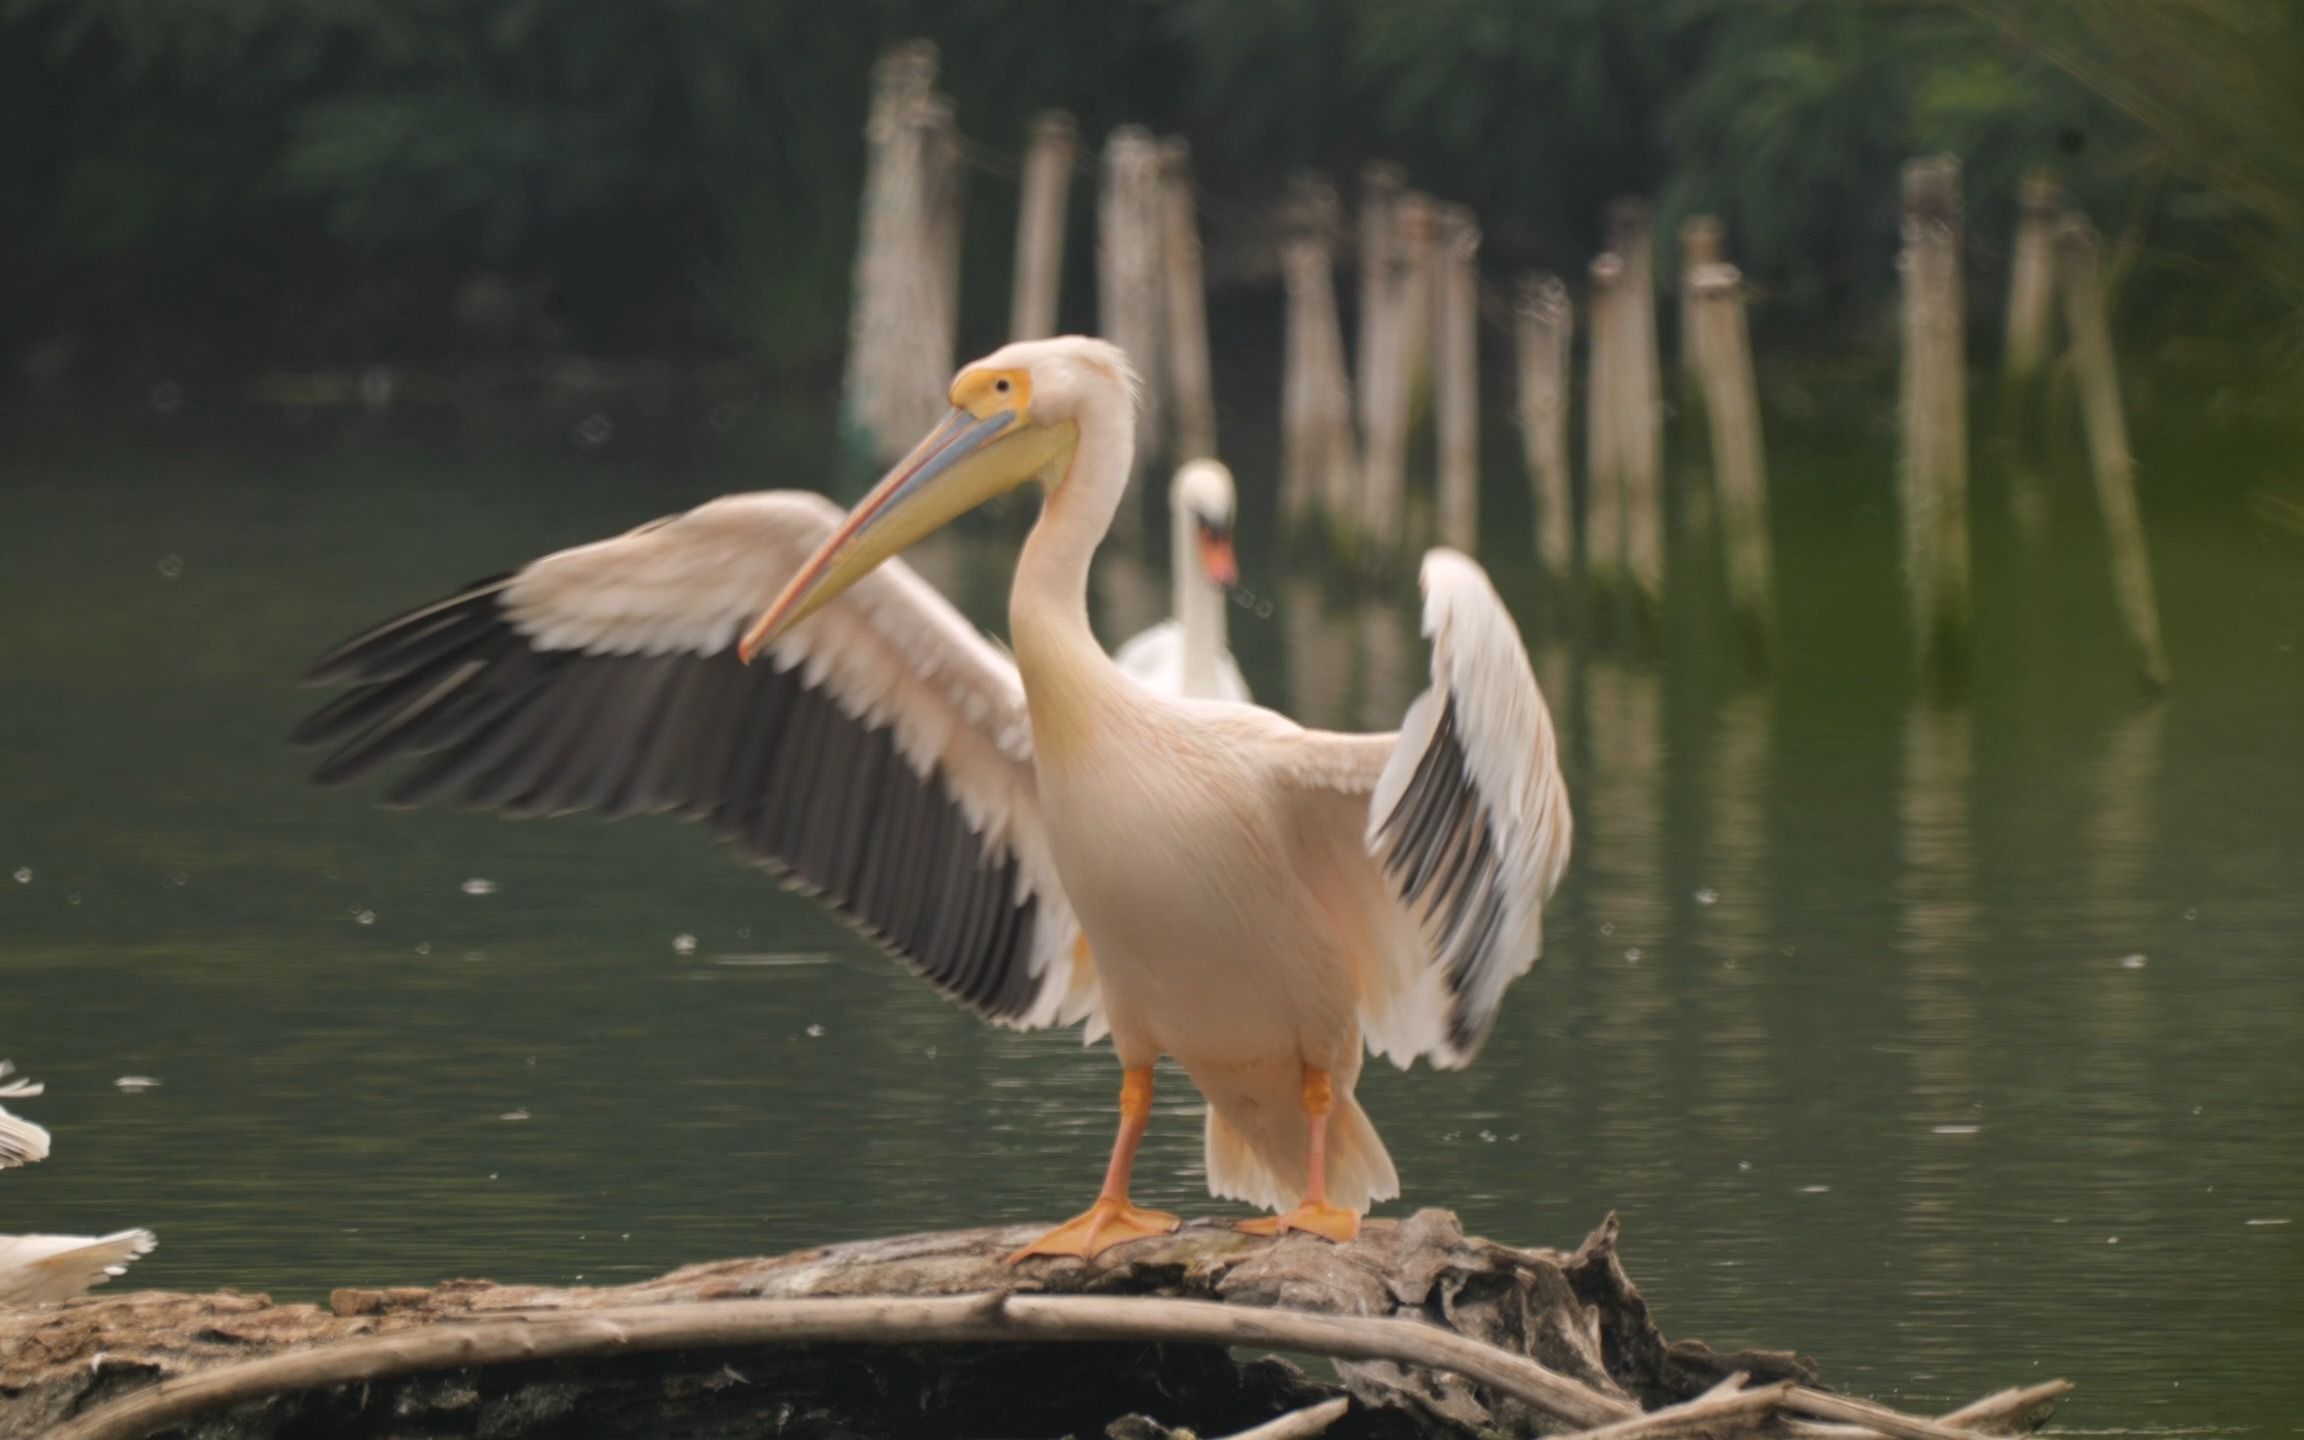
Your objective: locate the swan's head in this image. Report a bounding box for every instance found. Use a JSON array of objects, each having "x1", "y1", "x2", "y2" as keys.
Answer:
[
  {"x1": 1170, "y1": 459, "x2": 1238, "y2": 589},
  {"x1": 739, "y1": 337, "x2": 1139, "y2": 660}
]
